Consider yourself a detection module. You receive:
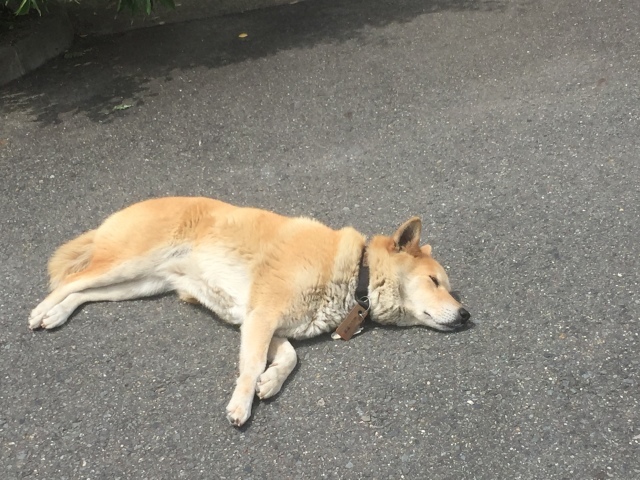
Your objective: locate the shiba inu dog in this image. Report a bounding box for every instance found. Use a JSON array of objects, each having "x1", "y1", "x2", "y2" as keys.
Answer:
[{"x1": 29, "y1": 197, "x2": 470, "y2": 426}]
